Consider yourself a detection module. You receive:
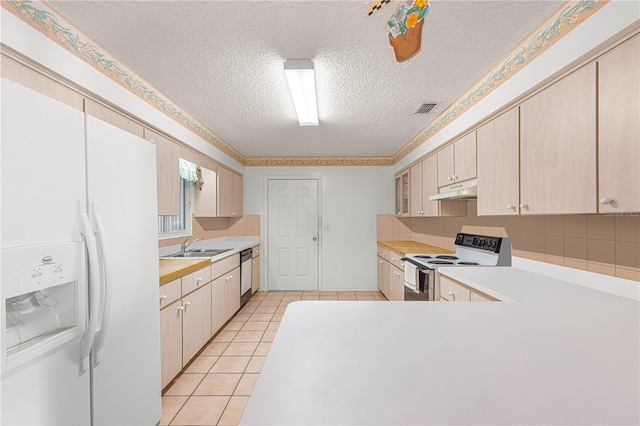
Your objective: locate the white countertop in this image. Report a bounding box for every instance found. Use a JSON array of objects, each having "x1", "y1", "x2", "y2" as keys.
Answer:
[
  {"x1": 240, "y1": 267, "x2": 639, "y2": 425},
  {"x1": 158, "y1": 236, "x2": 259, "y2": 262}
]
